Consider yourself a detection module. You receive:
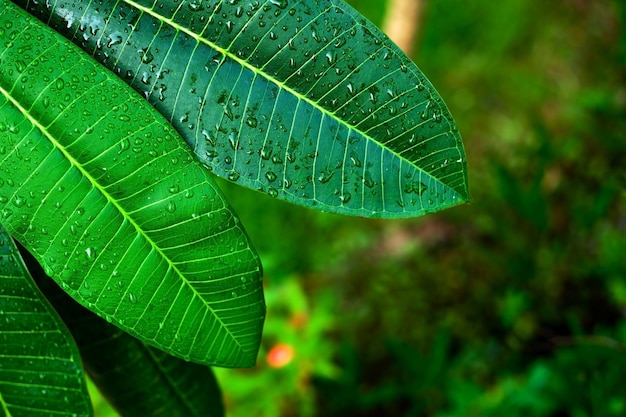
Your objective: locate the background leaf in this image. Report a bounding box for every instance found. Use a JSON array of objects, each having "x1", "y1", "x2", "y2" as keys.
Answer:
[
  {"x1": 0, "y1": 225, "x2": 92, "y2": 417},
  {"x1": 16, "y1": 0, "x2": 470, "y2": 218},
  {"x1": 0, "y1": 1, "x2": 264, "y2": 367},
  {"x1": 22, "y1": 248, "x2": 224, "y2": 417}
]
